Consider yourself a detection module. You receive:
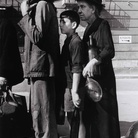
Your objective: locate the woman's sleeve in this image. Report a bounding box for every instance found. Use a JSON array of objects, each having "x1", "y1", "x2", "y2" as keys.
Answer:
[{"x1": 95, "y1": 20, "x2": 115, "y2": 62}]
